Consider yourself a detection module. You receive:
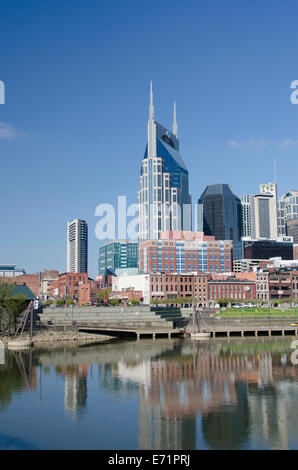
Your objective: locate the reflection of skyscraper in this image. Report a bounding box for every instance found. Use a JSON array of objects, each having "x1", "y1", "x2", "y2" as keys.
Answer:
[
  {"x1": 201, "y1": 382, "x2": 249, "y2": 450},
  {"x1": 63, "y1": 365, "x2": 88, "y2": 416},
  {"x1": 139, "y1": 403, "x2": 196, "y2": 450}
]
